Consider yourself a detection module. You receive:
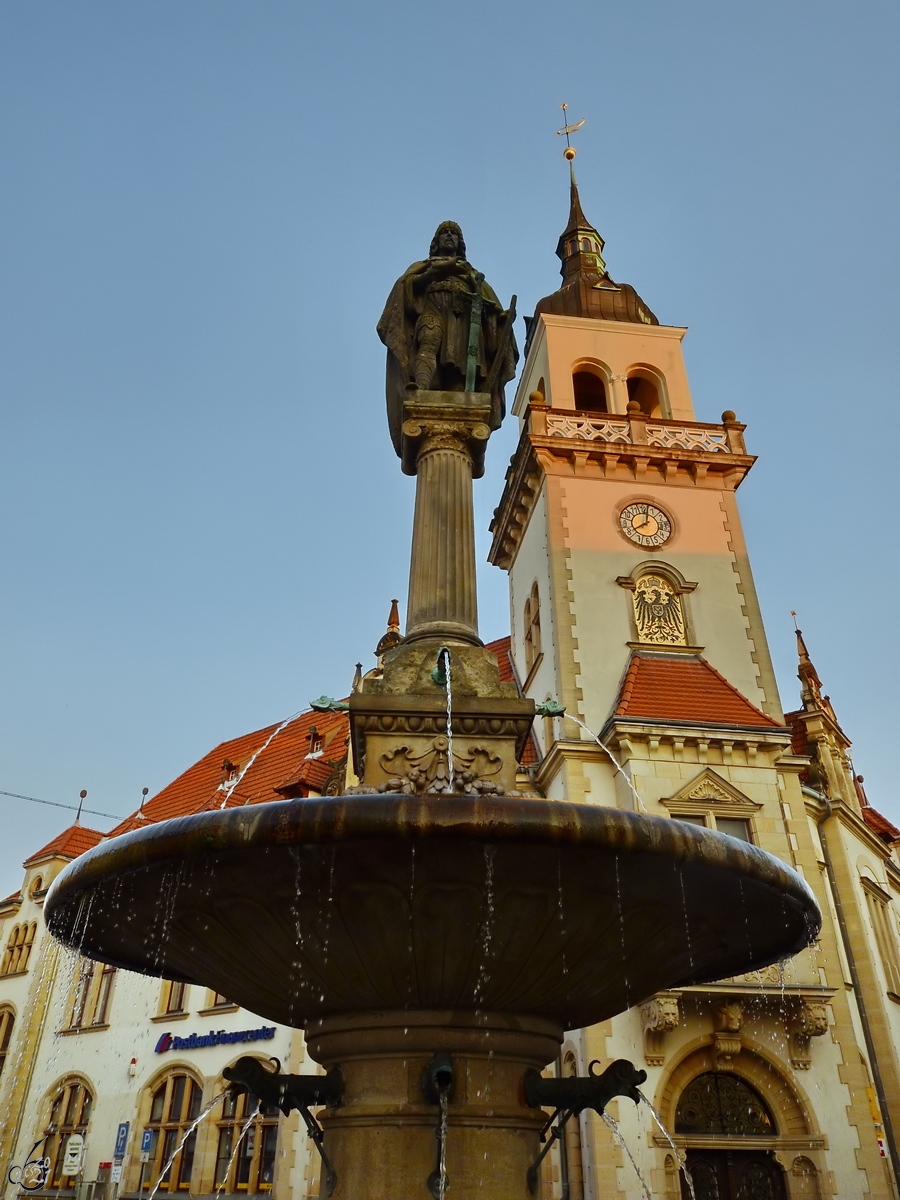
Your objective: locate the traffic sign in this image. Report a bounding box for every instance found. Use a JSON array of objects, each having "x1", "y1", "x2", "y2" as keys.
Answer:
[
  {"x1": 141, "y1": 1129, "x2": 153, "y2": 1155},
  {"x1": 111, "y1": 1166, "x2": 123, "y2": 1184},
  {"x1": 114, "y1": 1123, "x2": 129, "y2": 1161}
]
